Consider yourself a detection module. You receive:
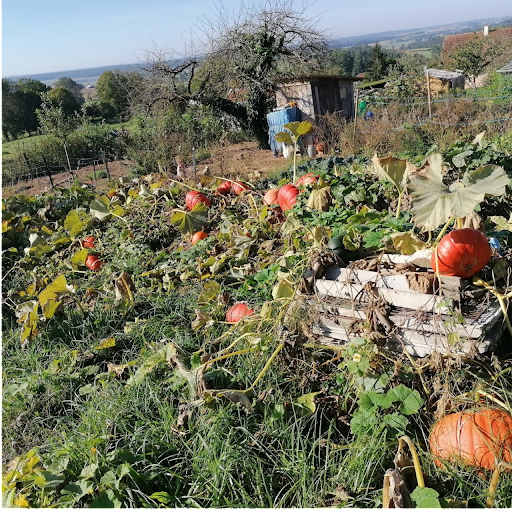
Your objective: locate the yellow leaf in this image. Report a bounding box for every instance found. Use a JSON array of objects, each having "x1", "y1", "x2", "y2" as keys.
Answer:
[
  {"x1": 38, "y1": 275, "x2": 69, "y2": 306},
  {"x1": 94, "y1": 337, "x2": 116, "y2": 350},
  {"x1": 14, "y1": 494, "x2": 29, "y2": 508},
  {"x1": 391, "y1": 232, "x2": 426, "y2": 255}
]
